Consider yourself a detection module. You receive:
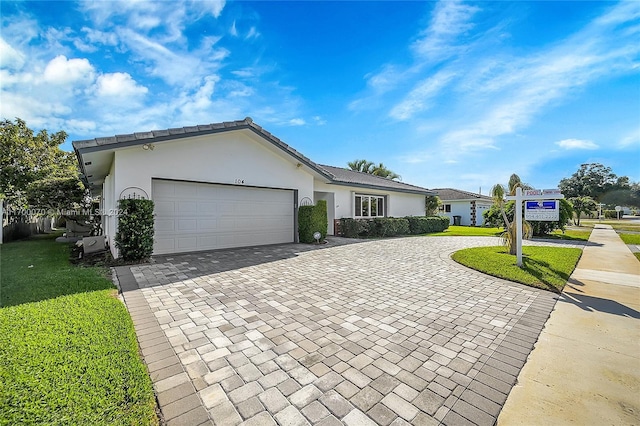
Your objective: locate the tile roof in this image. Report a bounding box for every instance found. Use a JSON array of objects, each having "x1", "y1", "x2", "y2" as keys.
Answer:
[
  {"x1": 73, "y1": 117, "x2": 433, "y2": 195},
  {"x1": 320, "y1": 165, "x2": 433, "y2": 195},
  {"x1": 433, "y1": 188, "x2": 493, "y2": 201}
]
